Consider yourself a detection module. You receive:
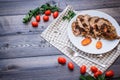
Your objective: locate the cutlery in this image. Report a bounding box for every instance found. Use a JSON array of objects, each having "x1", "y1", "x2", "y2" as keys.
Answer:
[
  {"x1": 96, "y1": 54, "x2": 103, "y2": 58},
  {"x1": 66, "y1": 46, "x2": 107, "y2": 68}
]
